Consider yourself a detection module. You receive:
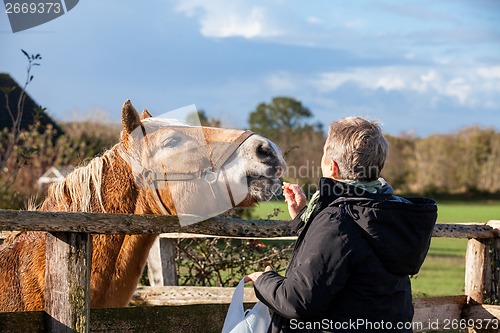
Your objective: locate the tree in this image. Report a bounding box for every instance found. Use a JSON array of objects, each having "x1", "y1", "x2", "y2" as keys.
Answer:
[
  {"x1": 0, "y1": 50, "x2": 43, "y2": 198},
  {"x1": 397, "y1": 127, "x2": 500, "y2": 195},
  {"x1": 197, "y1": 110, "x2": 222, "y2": 128},
  {"x1": 186, "y1": 109, "x2": 221, "y2": 128},
  {"x1": 248, "y1": 97, "x2": 325, "y2": 191},
  {"x1": 248, "y1": 97, "x2": 313, "y2": 143},
  {"x1": 479, "y1": 131, "x2": 500, "y2": 193},
  {"x1": 383, "y1": 133, "x2": 416, "y2": 193}
]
